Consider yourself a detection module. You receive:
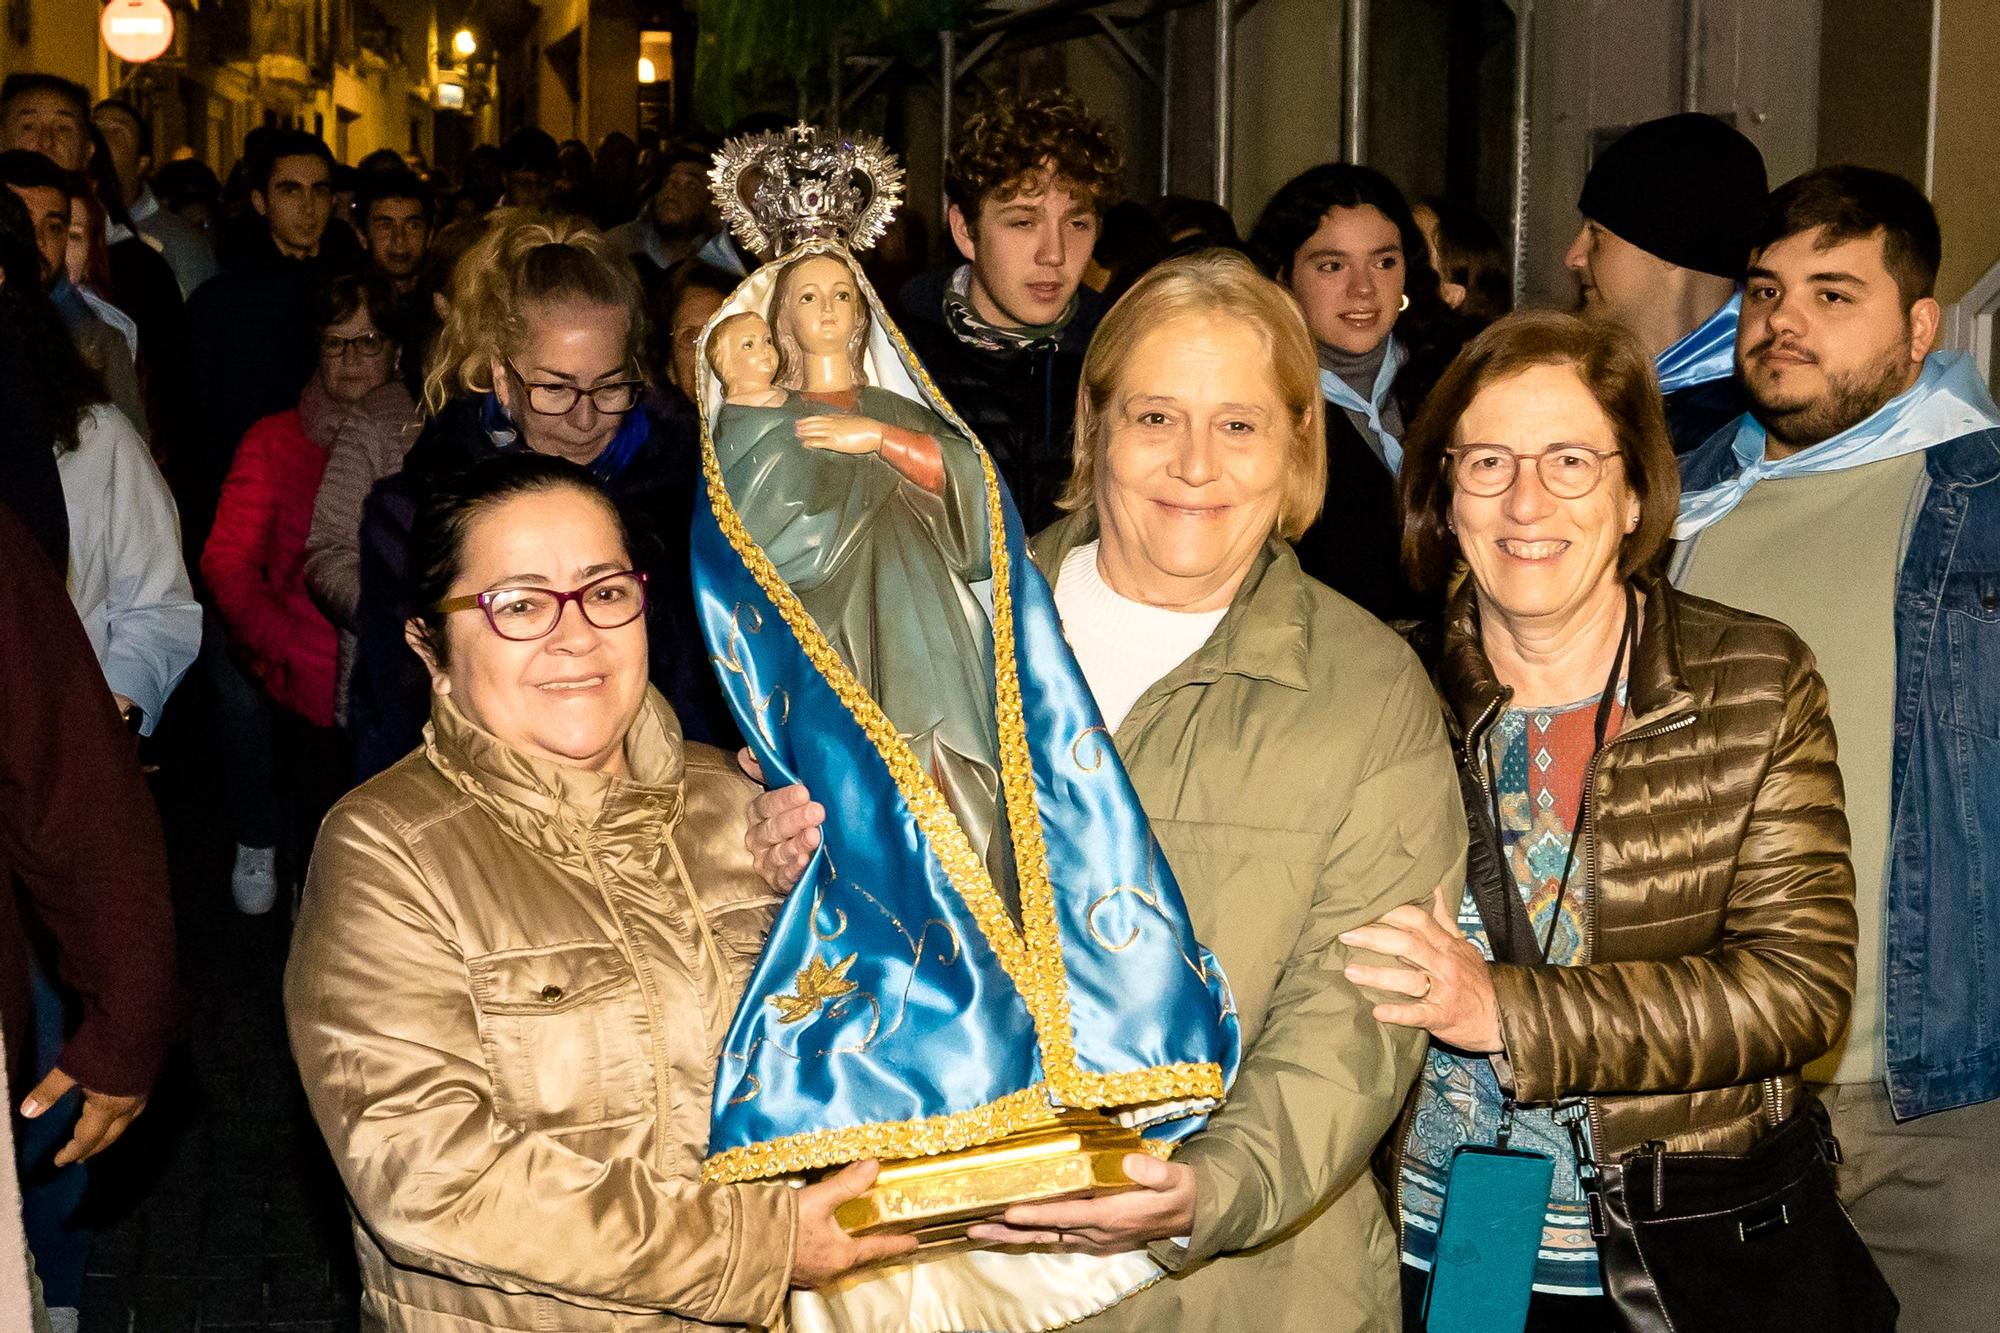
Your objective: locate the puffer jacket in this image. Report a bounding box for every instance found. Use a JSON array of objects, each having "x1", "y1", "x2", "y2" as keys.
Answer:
[
  {"x1": 1388, "y1": 575, "x2": 1856, "y2": 1196},
  {"x1": 284, "y1": 688, "x2": 797, "y2": 1332}
]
